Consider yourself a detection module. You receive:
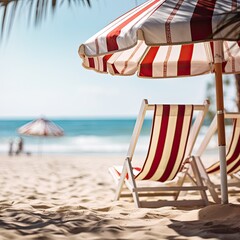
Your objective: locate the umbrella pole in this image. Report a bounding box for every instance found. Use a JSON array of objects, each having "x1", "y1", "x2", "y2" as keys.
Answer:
[{"x1": 214, "y1": 41, "x2": 228, "y2": 204}]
